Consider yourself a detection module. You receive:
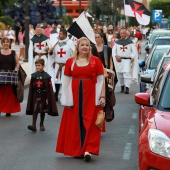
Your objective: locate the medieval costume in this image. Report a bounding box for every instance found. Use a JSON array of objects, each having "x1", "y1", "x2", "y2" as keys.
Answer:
[
  {"x1": 26, "y1": 71, "x2": 58, "y2": 116},
  {"x1": 48, "y1": 37, "x2": 75, "y2": 101},
  {"x1": 0, "y1": 51, "x2": 21, "y2": 114},
  {"x1": 56, "y1": 56, "x2": 104, "y2": 157},
  {"x1": 28, "y1": 34, "x2": 51, "y2": 74},
  {"x1": 112, "y1": 38, "x2": 138, "y2": 93},
  {"x1": 92, "y1": 45, "x2": 118, "y2": 122},
  {"x1": 26, "y1": 71, "x2": 58, "y2": 131}
]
